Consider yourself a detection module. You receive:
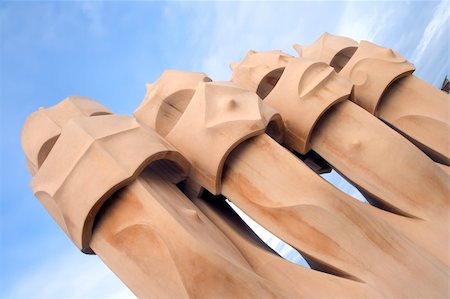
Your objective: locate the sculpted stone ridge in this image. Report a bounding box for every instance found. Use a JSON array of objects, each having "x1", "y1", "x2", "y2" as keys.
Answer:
[
  {"x1": 263, "y1": 59, "x2": 352, "y2": 153},
  {"x1": 135, "y1": 70, "x2": 211, "y2": 130},
  {"x1": 135, "y1": 72, "x2": 282, "y2": 194},
  {"x1": 340, "y1": 40, "x2": 415, "y2": 114},
  {"x1": 230, "y1": 50, "x2": 293, "y2": 93},
  {"x1": 20, "y1": 31, "x2": 450, "y2": 298},
  {"x1": 21, "y1": 96, "x2": 112, "y2": 174},
  {"x1": 231, "y1": 51, "x2": 352, "y2": 153},
  {"x1": 30, "y1": 114, "x2": 189, "y2": 252},
  {"x1": 294, "y1": 32, "x2": 358, "y2": 65}
]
